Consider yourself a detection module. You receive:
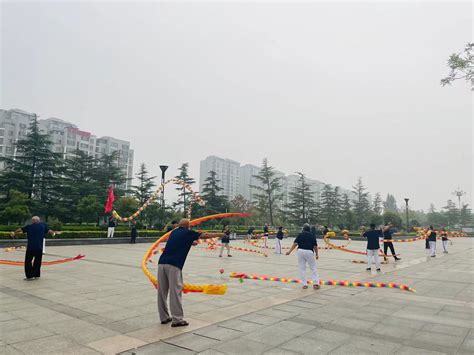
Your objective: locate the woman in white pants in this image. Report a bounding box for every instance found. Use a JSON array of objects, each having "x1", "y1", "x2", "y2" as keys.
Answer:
[
  {"x1": 441, "y1": 228, "x2": 448, "y2": 253},
  {"x1": 107, "y1": 217, "x2": 116, "y2": 238},
  {"x1": 275, "y1": 227, "x2": 284, "y2": 254},
  {"x1": 428, "y1": 226, "x2": 437, "y2": 257},
  {"x1": 286, "y1": 224, "x2": 320, "y2": 289}
]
